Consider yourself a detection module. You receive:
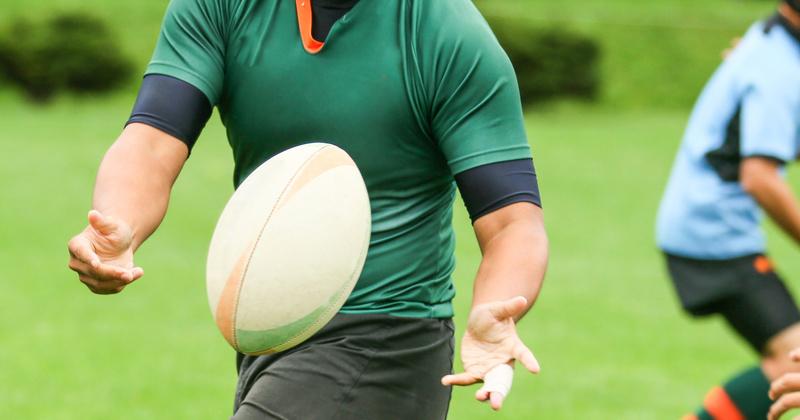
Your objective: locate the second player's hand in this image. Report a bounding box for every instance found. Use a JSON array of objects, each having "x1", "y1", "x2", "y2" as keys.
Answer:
[
  {"x1": 769, "y1": 349, "x2": 800, "y2": 420},
  {"x1": 441, "y1": 296, "x2": 540, "y2": 411},
  {"x1": 67, "y1": 210, "x2": 144, "y2": 294}
]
